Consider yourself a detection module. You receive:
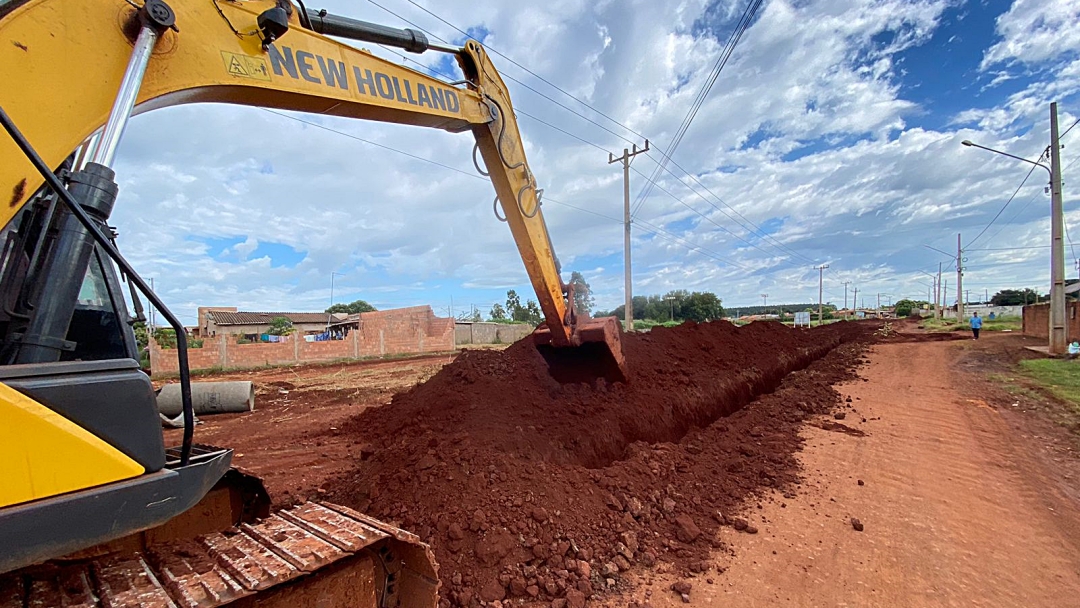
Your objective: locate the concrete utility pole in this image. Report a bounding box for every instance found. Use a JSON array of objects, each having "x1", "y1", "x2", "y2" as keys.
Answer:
[
  {"x1": 936, "y1": 263, "x2": 943, "y2": 319},
  {"x1": 150, "y1": 276, "x2": 156, "y2": 330},
  {"x1": 853, "y1": 286, "x2": 858, "y2": 312},
  {"x1": 1050, "y1": 102, "x2": 1067, "y2": 354},
  {"x1": 817, "y1": 264, "x2": 829, "y2": 325},
  {"x1": 327, "y1": 271, "x2": 343, "y2": 330},
  {"x1": 877, "y1": 293, "x2": 881, "y2": 310},
  {"x1": 843, "y1": 281, "x2": 851, "y2": 310},
  {"x1": 609, "y1": 140, "x2": 650, "y2": 332},
  {"x1": 944, "y1": 280, "x2": 949, "y2": 316},
  {"x1": 962, "y1": 104, "x2": 1066, "y2": 352},
  {"x1": 761, "y1": 294, "x2": 768, "y2": 316},
  {"x1": 956, "y1": 233, "x2": 964, "y2": 321}
]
